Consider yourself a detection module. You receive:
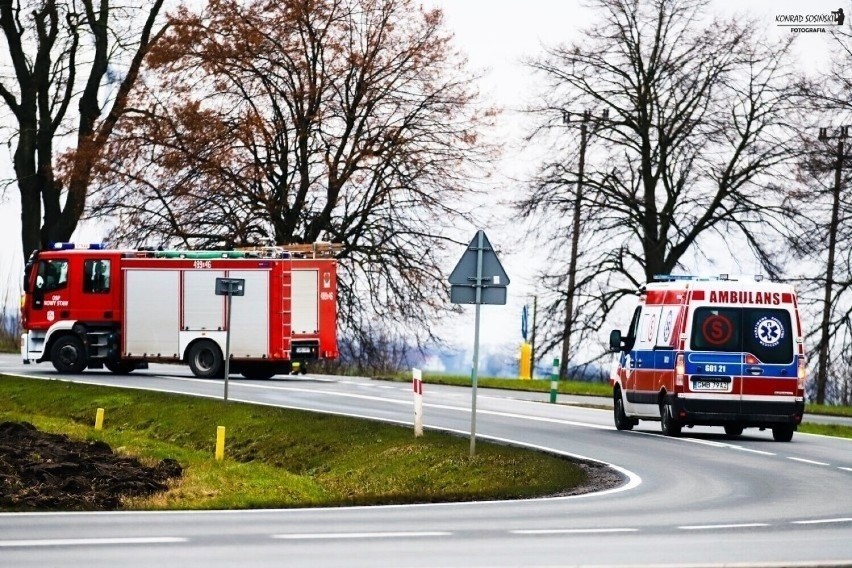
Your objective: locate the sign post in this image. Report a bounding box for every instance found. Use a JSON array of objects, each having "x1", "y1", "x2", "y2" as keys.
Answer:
[
  {"x1": 215, "y1": 277, "x2": 245, "y2": 402},
  {"x1": 449, "y1": 230, "x2": 509, "y2": 456}
]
